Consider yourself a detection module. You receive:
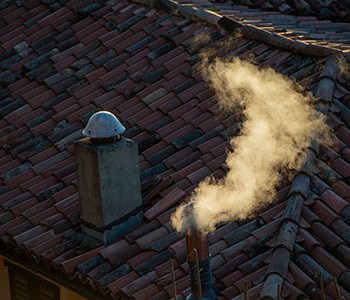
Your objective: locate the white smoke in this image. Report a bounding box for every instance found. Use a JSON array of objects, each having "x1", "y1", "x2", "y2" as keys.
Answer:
[{"x1": 171, "y1": 58, "x2": 328, "y2": 234}]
